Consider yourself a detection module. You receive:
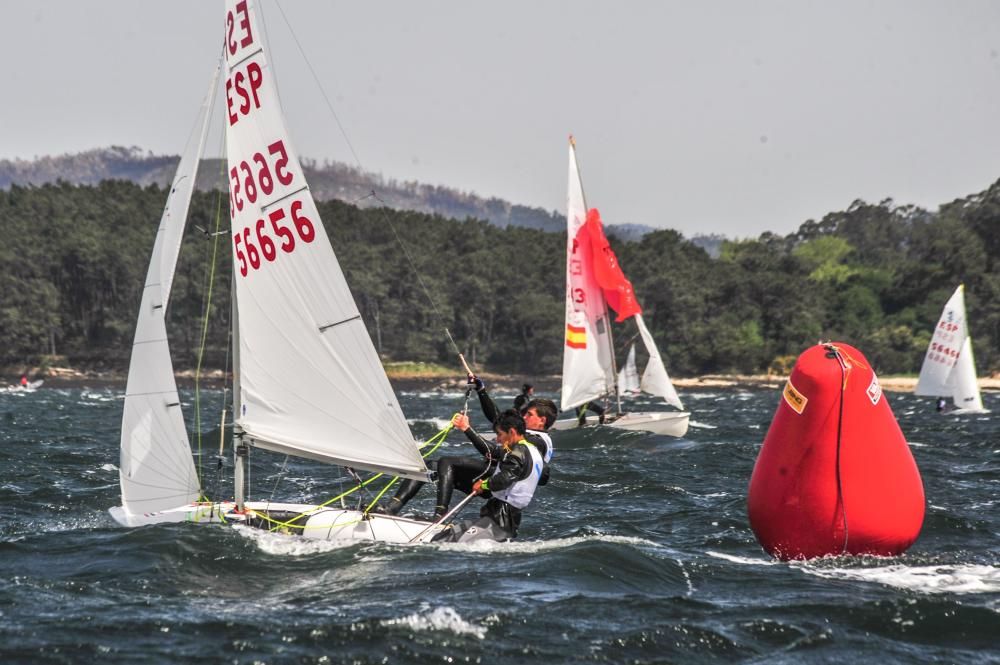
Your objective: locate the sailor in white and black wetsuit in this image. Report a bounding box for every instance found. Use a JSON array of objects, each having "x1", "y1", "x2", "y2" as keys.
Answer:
[
  {"x1": 380, "y1": 376, "x2": 556, "y2": 517},
  {"x1": 468, "y1": 375, "x2": 555, "y2": 480},
  {"x1": 433, "y1": 409, "x2": 543, "y2": 541}
]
